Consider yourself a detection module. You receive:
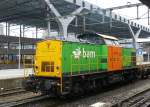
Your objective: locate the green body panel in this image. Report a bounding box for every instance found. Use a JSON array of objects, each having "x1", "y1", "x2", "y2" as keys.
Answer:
[
  {"x1": 99, "y1": 45, "x2": 108, "y2": 70},
  {"x1": 61, "y1": 41, "x2": 107, "y2": 74},
  {"x1": 122, "y1": 48, "x2": 133, "y2": 68},
  {"x1": 131, "y1": 48, "x2": 136, "y2": 66}
]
